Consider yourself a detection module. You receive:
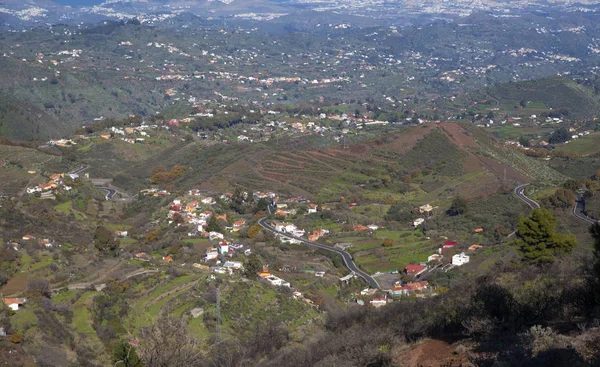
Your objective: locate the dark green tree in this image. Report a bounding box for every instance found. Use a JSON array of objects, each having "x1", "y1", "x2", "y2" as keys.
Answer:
[
  {"x1": 384, "y1": 201, "x2": 412, "y2": 222},
  {"x1": 514, "y1": 208, "x2": 577, "y2": 264},
  {"x1": 518, "y1": 136, "x2": 530, "y2": 147},
  {"x1": 243, "y1": 254, "x2": 263, "y2": 279},
  {"x1": 206, "y1": 215, "x2": 221, "y2": 233},
  {"x1": 254, "y1": 198, "x2": 270, "y2": 213},
  {"x1": 113, "y1": 341, "x2": 143, "y2": 367},
  {"x1": 94, "y1": 226, "x2": 120, "y2": 255},
  {"x1": 548, "y1": 127, "x2": 570, "y2": 144},
  {"x1": 447, "y1": 197, "x2": 468, "y2": 216}
]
